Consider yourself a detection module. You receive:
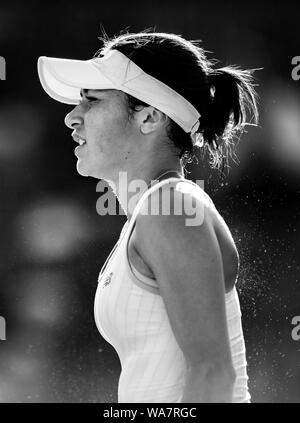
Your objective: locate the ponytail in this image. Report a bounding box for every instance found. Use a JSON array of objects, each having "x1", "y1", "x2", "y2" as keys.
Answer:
[{"x1": 200, "y1": 66, "x2": 259, "y2": 171}]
